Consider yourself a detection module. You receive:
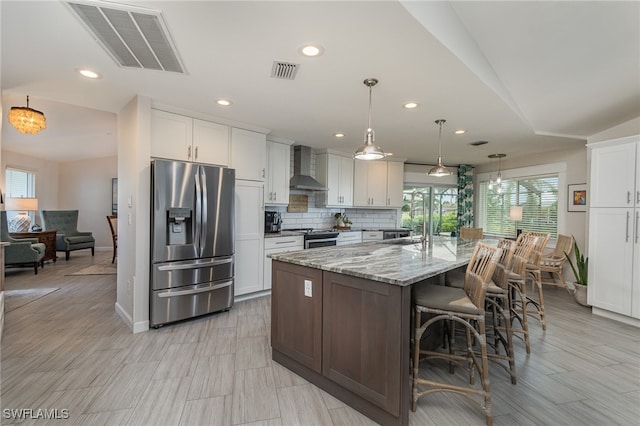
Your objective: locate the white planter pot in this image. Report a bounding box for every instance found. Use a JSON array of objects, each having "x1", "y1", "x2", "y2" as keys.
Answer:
[{"x1": 573, "y1": 283, "x2": 590, "y2": 306}]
